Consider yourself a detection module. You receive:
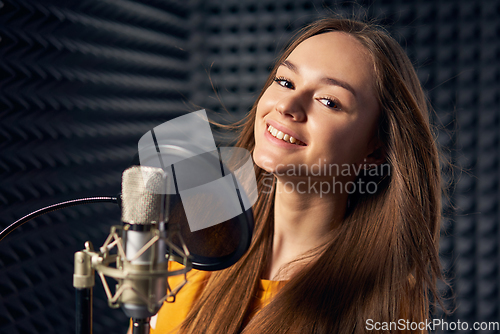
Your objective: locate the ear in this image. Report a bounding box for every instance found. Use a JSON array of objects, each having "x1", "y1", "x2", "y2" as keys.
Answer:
[{"x1": 363, "y1": 139, "x2": 386, "y2": 167}]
